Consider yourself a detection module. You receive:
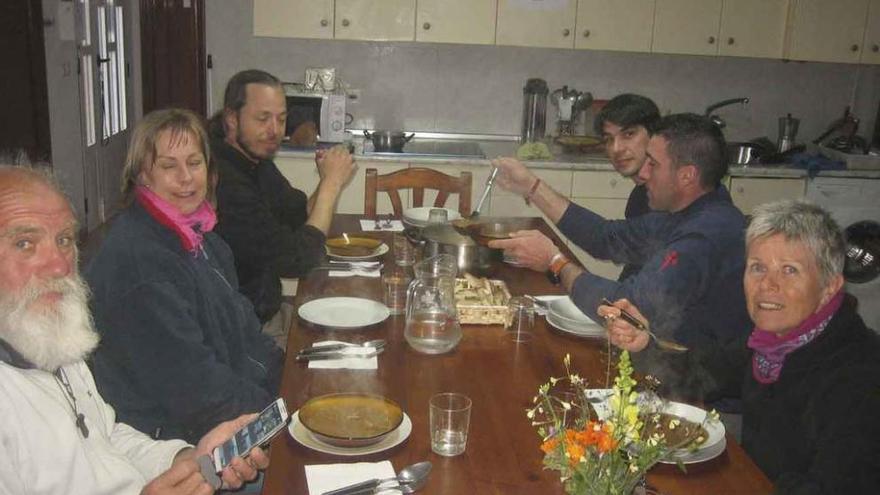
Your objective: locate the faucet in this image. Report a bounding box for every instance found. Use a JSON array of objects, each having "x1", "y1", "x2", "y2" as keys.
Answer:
[{"x1": 704, "y1": 97, "x2": 750, "y2": 128}]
